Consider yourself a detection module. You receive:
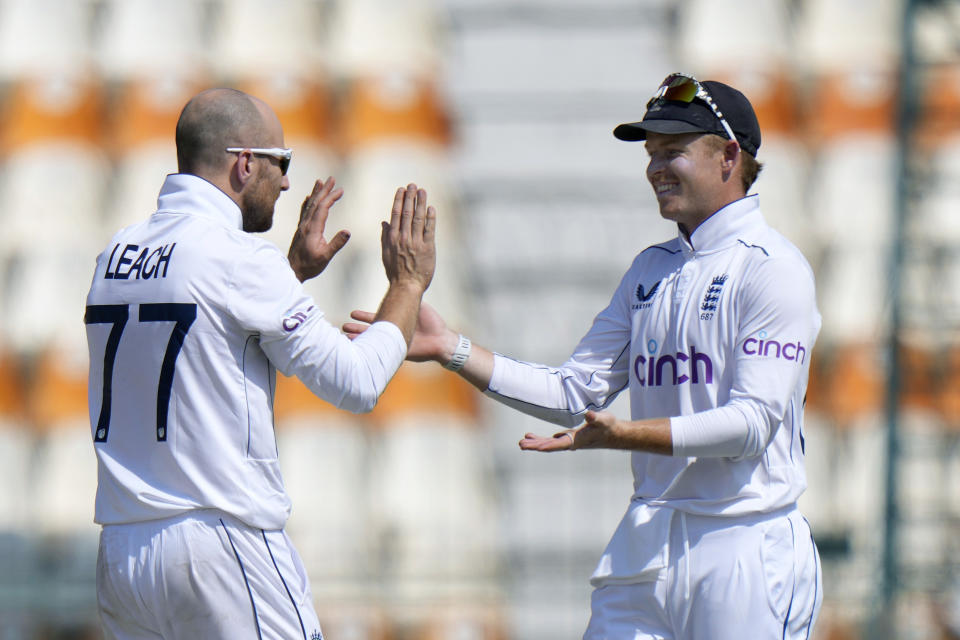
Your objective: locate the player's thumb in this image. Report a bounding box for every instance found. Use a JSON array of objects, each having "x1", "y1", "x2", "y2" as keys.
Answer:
[{"x1": 328, "y1": 230, "x2": 350, "y2": 255}]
